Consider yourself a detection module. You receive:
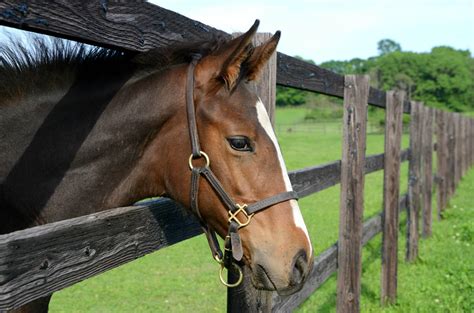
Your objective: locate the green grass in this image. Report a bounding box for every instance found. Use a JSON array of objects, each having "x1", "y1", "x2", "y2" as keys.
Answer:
[{"x1": 50, "y1": 107, "x2": 472, "y2": 312}]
